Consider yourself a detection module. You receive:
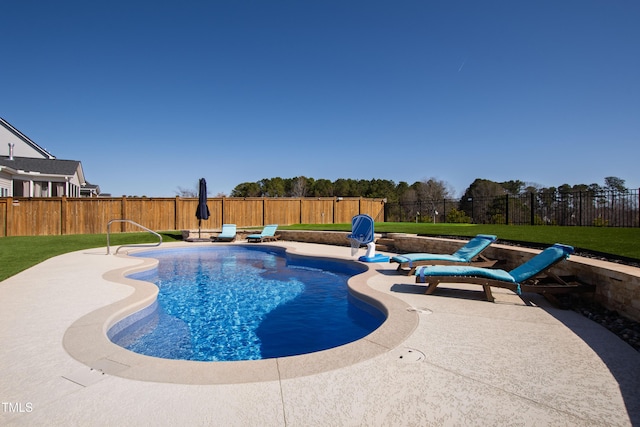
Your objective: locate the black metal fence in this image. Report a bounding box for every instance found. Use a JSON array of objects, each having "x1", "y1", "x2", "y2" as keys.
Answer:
[{"x1": 385, "y1": 188, "x2": 640, "y2": 227}]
